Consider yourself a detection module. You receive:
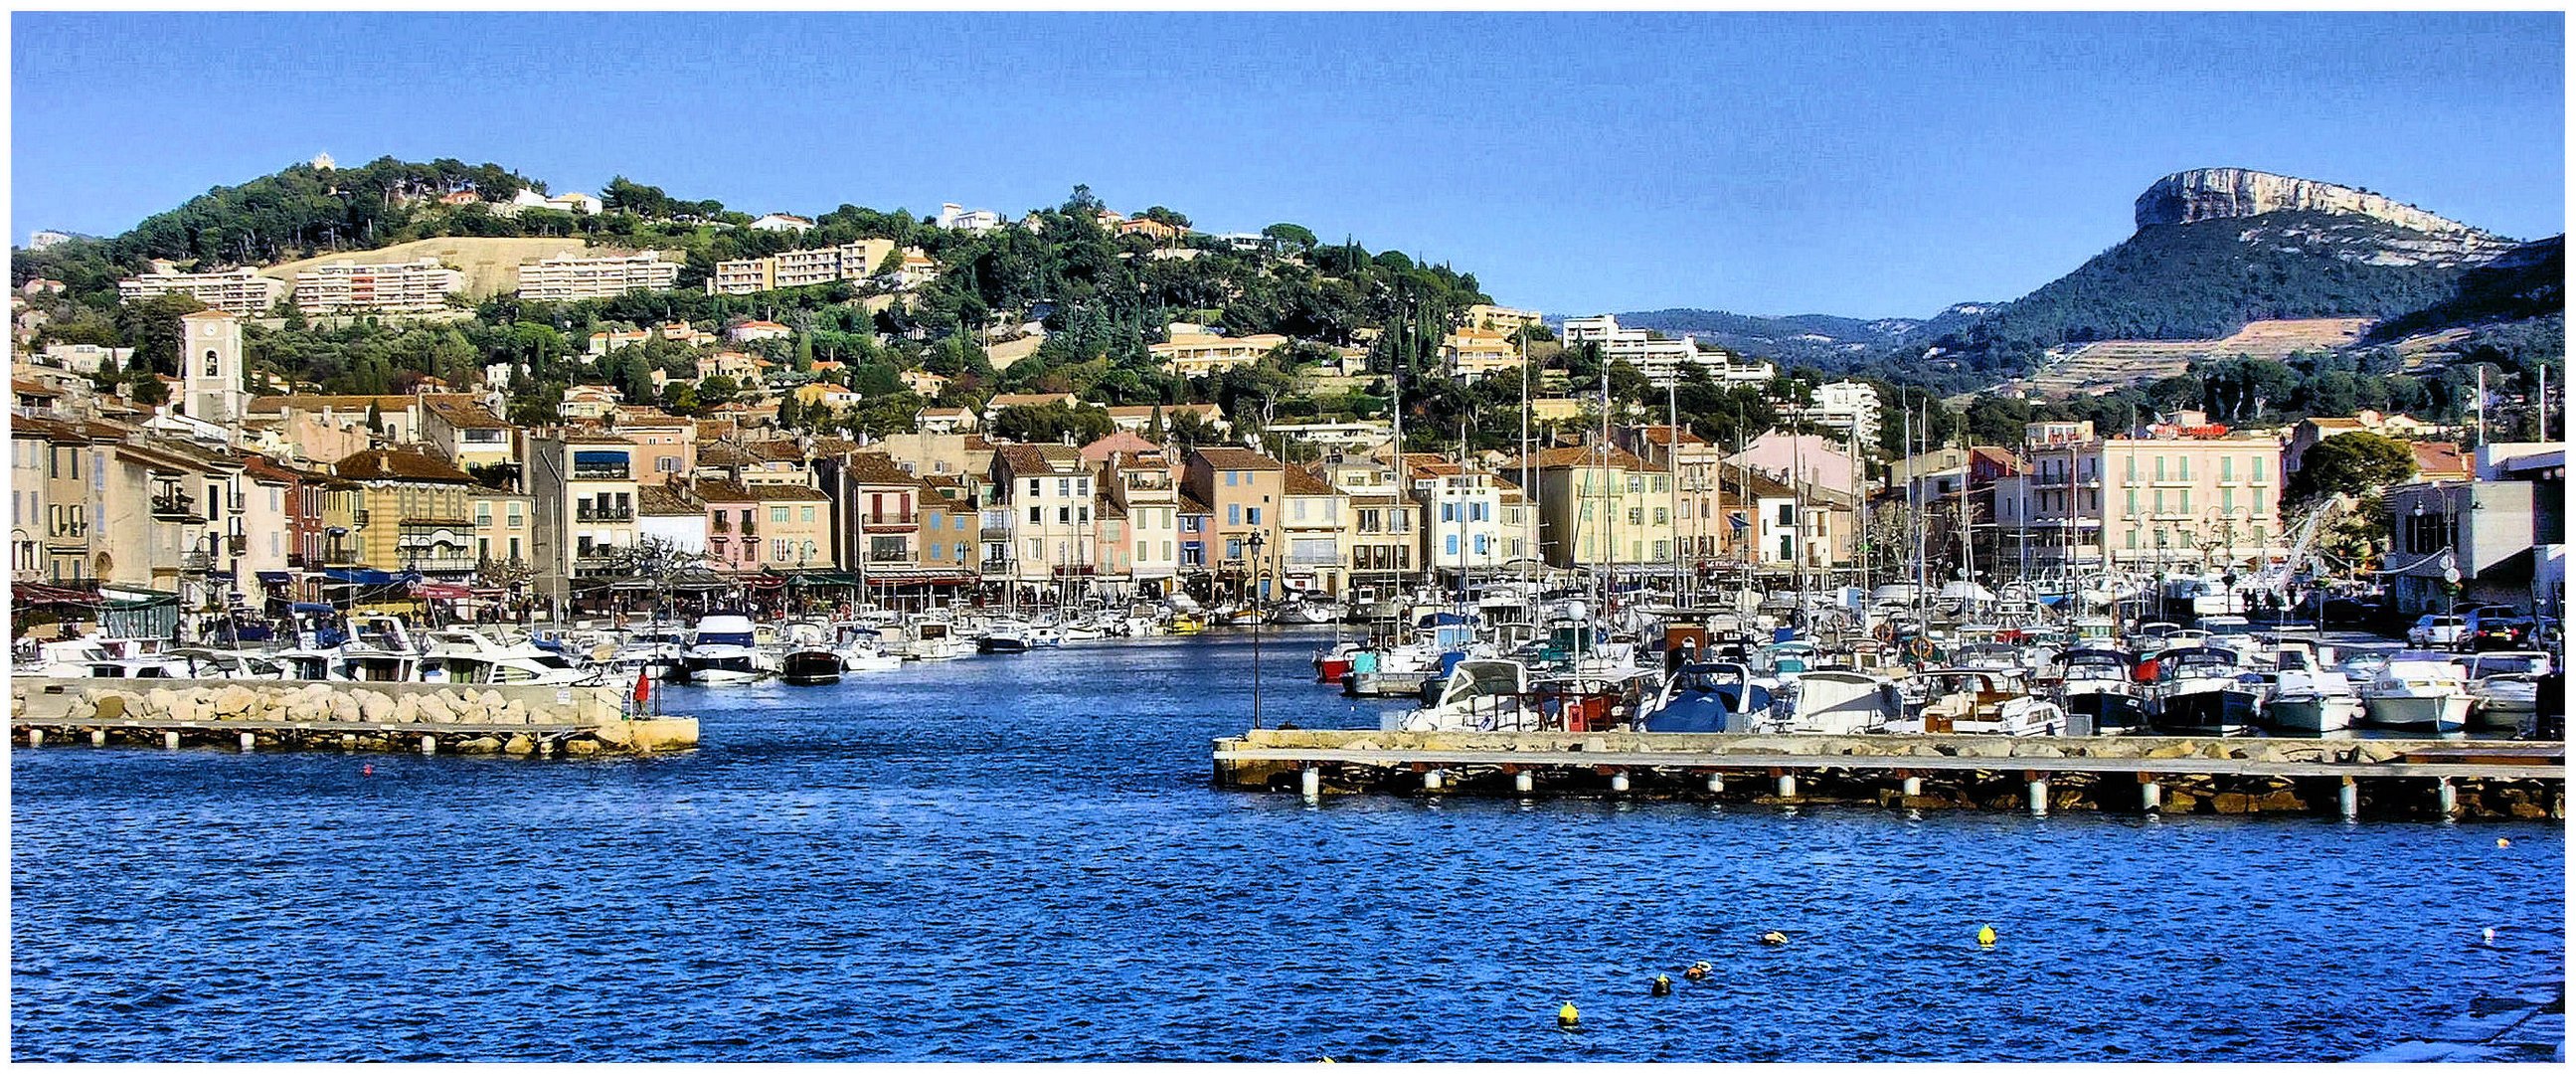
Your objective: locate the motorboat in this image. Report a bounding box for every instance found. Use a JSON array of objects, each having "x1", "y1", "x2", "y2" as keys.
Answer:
[
  {"x1": 1642, "y1": 662, "x2": 1774, "y2": 733},
  {"x1": 1764, "y1": 670, "x2": 1901, "y2": 734},
  {"x1": 2049, "y1": 648, "x2": 2149, "y2": 734},
  {"x1": 1312, "y1": 640, "x2": 1364, "y2": 684},
  {"x1": 2147, "y1": 646, "x2": 2264, "y2": 736},
  {"x1": 2264, "y1": 642, "x2": 2361, "y2": 733},
  {"x1": 1391, "y1": 658, "x2": 1542, "y2": 732},
  {"x1": 905, "y1": 617, "x2": 971, "y2": 660},
  {"x1": 978, "y1": 620, "x2": 1033, "y2": 654},
  {"x1": 776, "y1": 621, "x2": 842, "y2": 685},
  {"x1": 672, "y1": 615, "x2": 774, "y2": 684},
  {"x1": 418, "y1": 626, "x2": 601, "y2": 686},
  {"x1": 1902, "y1": 668, "x2": 2066, "y2": 736},
  {"x1": 2359, "y1": 652, "x2": 2473, "y2": 732},
  {"x1": 2457, "y1": 651, "x2": 2550, "y2": 730},
  {"x1": 1272, "y1": 598, "x2": 1341, "y2": 626}
]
